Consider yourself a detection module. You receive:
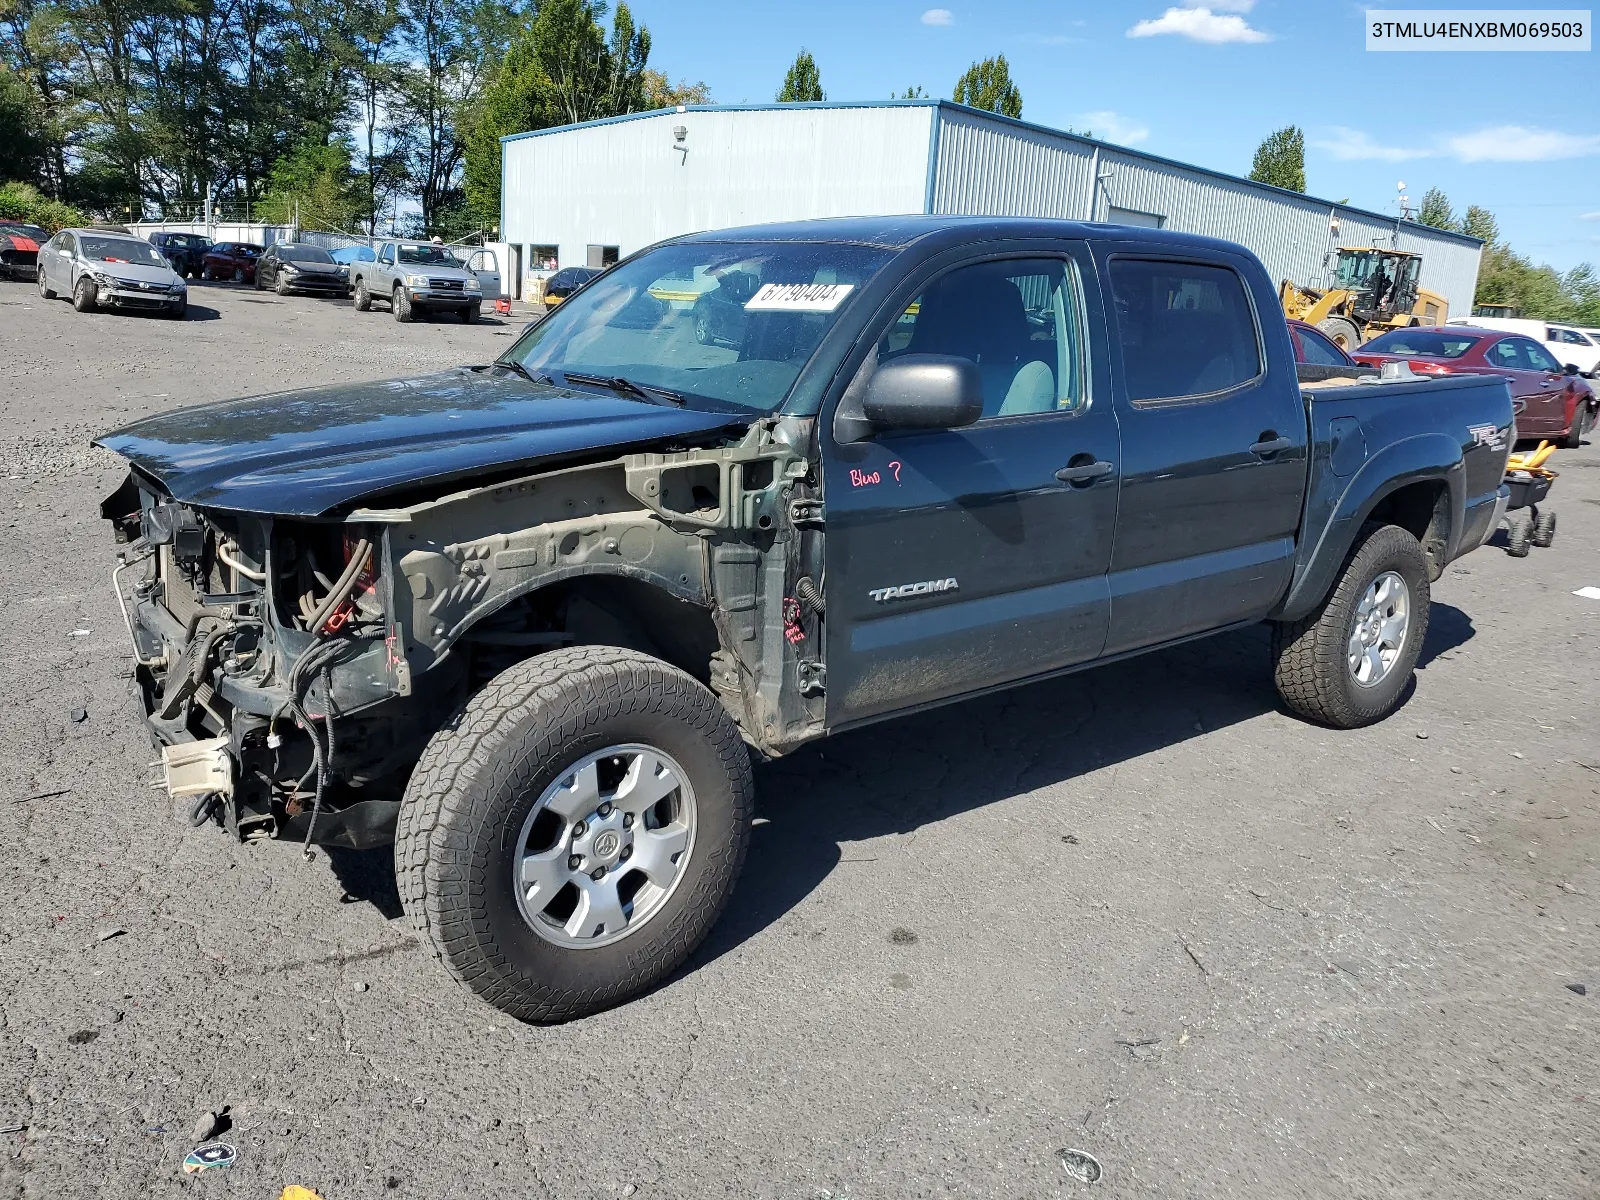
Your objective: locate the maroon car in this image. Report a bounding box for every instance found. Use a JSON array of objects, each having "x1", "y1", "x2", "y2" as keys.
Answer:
[
  {"x1": 1354, "y1": 325, "x2": 1596, "y2": 447},
  {"x1": 199, "y1": 242, "x2": 262, "y2": 284}
]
